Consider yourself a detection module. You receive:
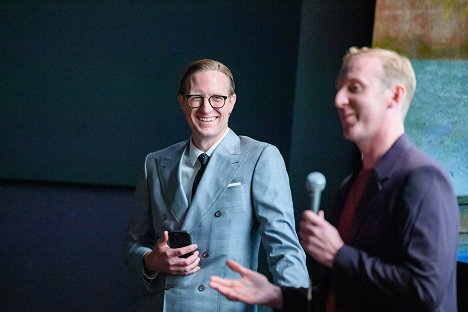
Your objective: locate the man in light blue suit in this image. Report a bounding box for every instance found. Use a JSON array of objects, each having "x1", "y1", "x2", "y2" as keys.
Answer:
[{"x1": 124, "y1": 59, "x2": 309, "y2": 311}]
